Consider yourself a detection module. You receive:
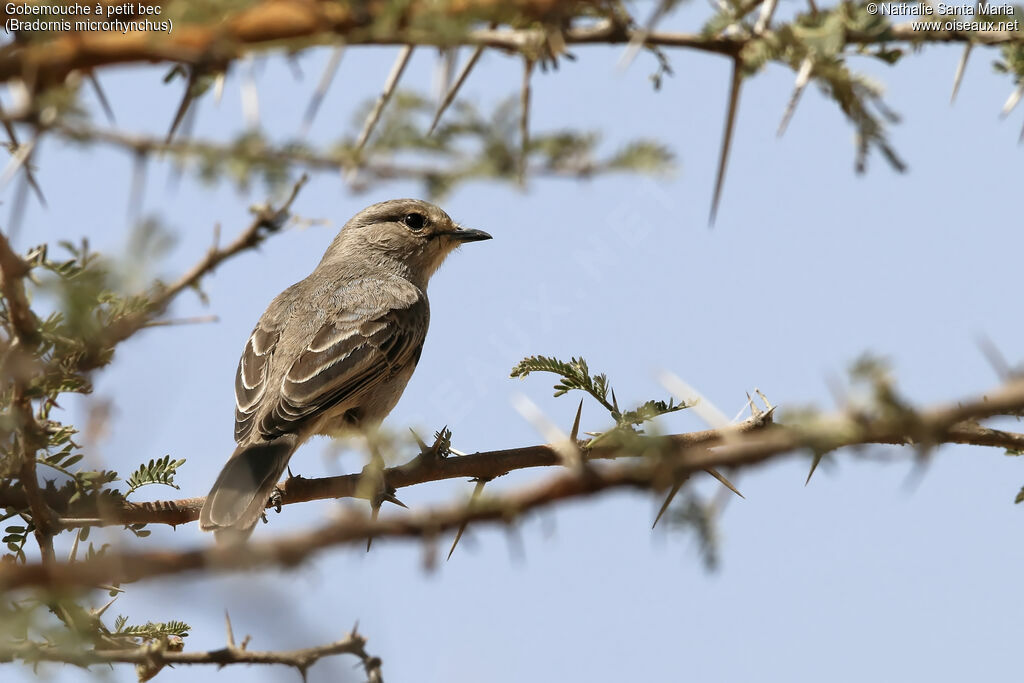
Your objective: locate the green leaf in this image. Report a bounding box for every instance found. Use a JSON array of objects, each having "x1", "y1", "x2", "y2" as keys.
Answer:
[{"x1": 125, "y1": 456, "x2": 186, "y2": 497}]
